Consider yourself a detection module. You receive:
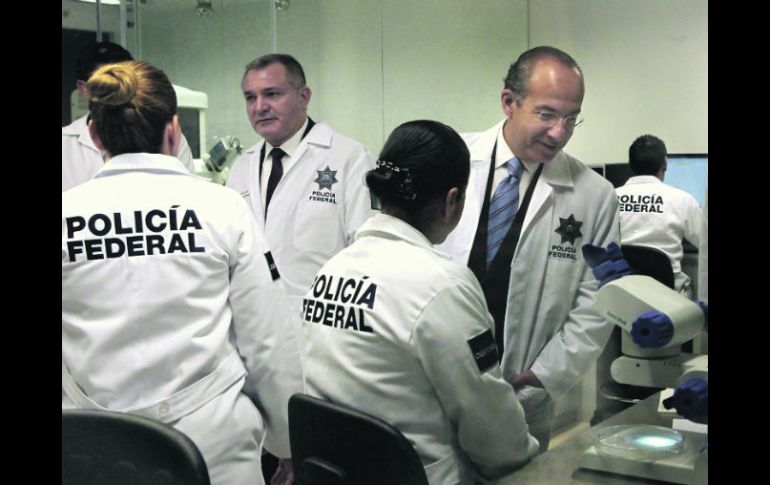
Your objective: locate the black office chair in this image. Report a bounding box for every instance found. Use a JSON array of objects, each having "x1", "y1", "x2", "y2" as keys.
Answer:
[
  {"x1": 288, "y1": 393, "x2": 429, "y2": 485},
  {"x1": 620, "y1": 244, "x2": 675, "y2": 289},
  {"x1": 62, "y1": 409, "x2": 210, "y2": 485}
]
